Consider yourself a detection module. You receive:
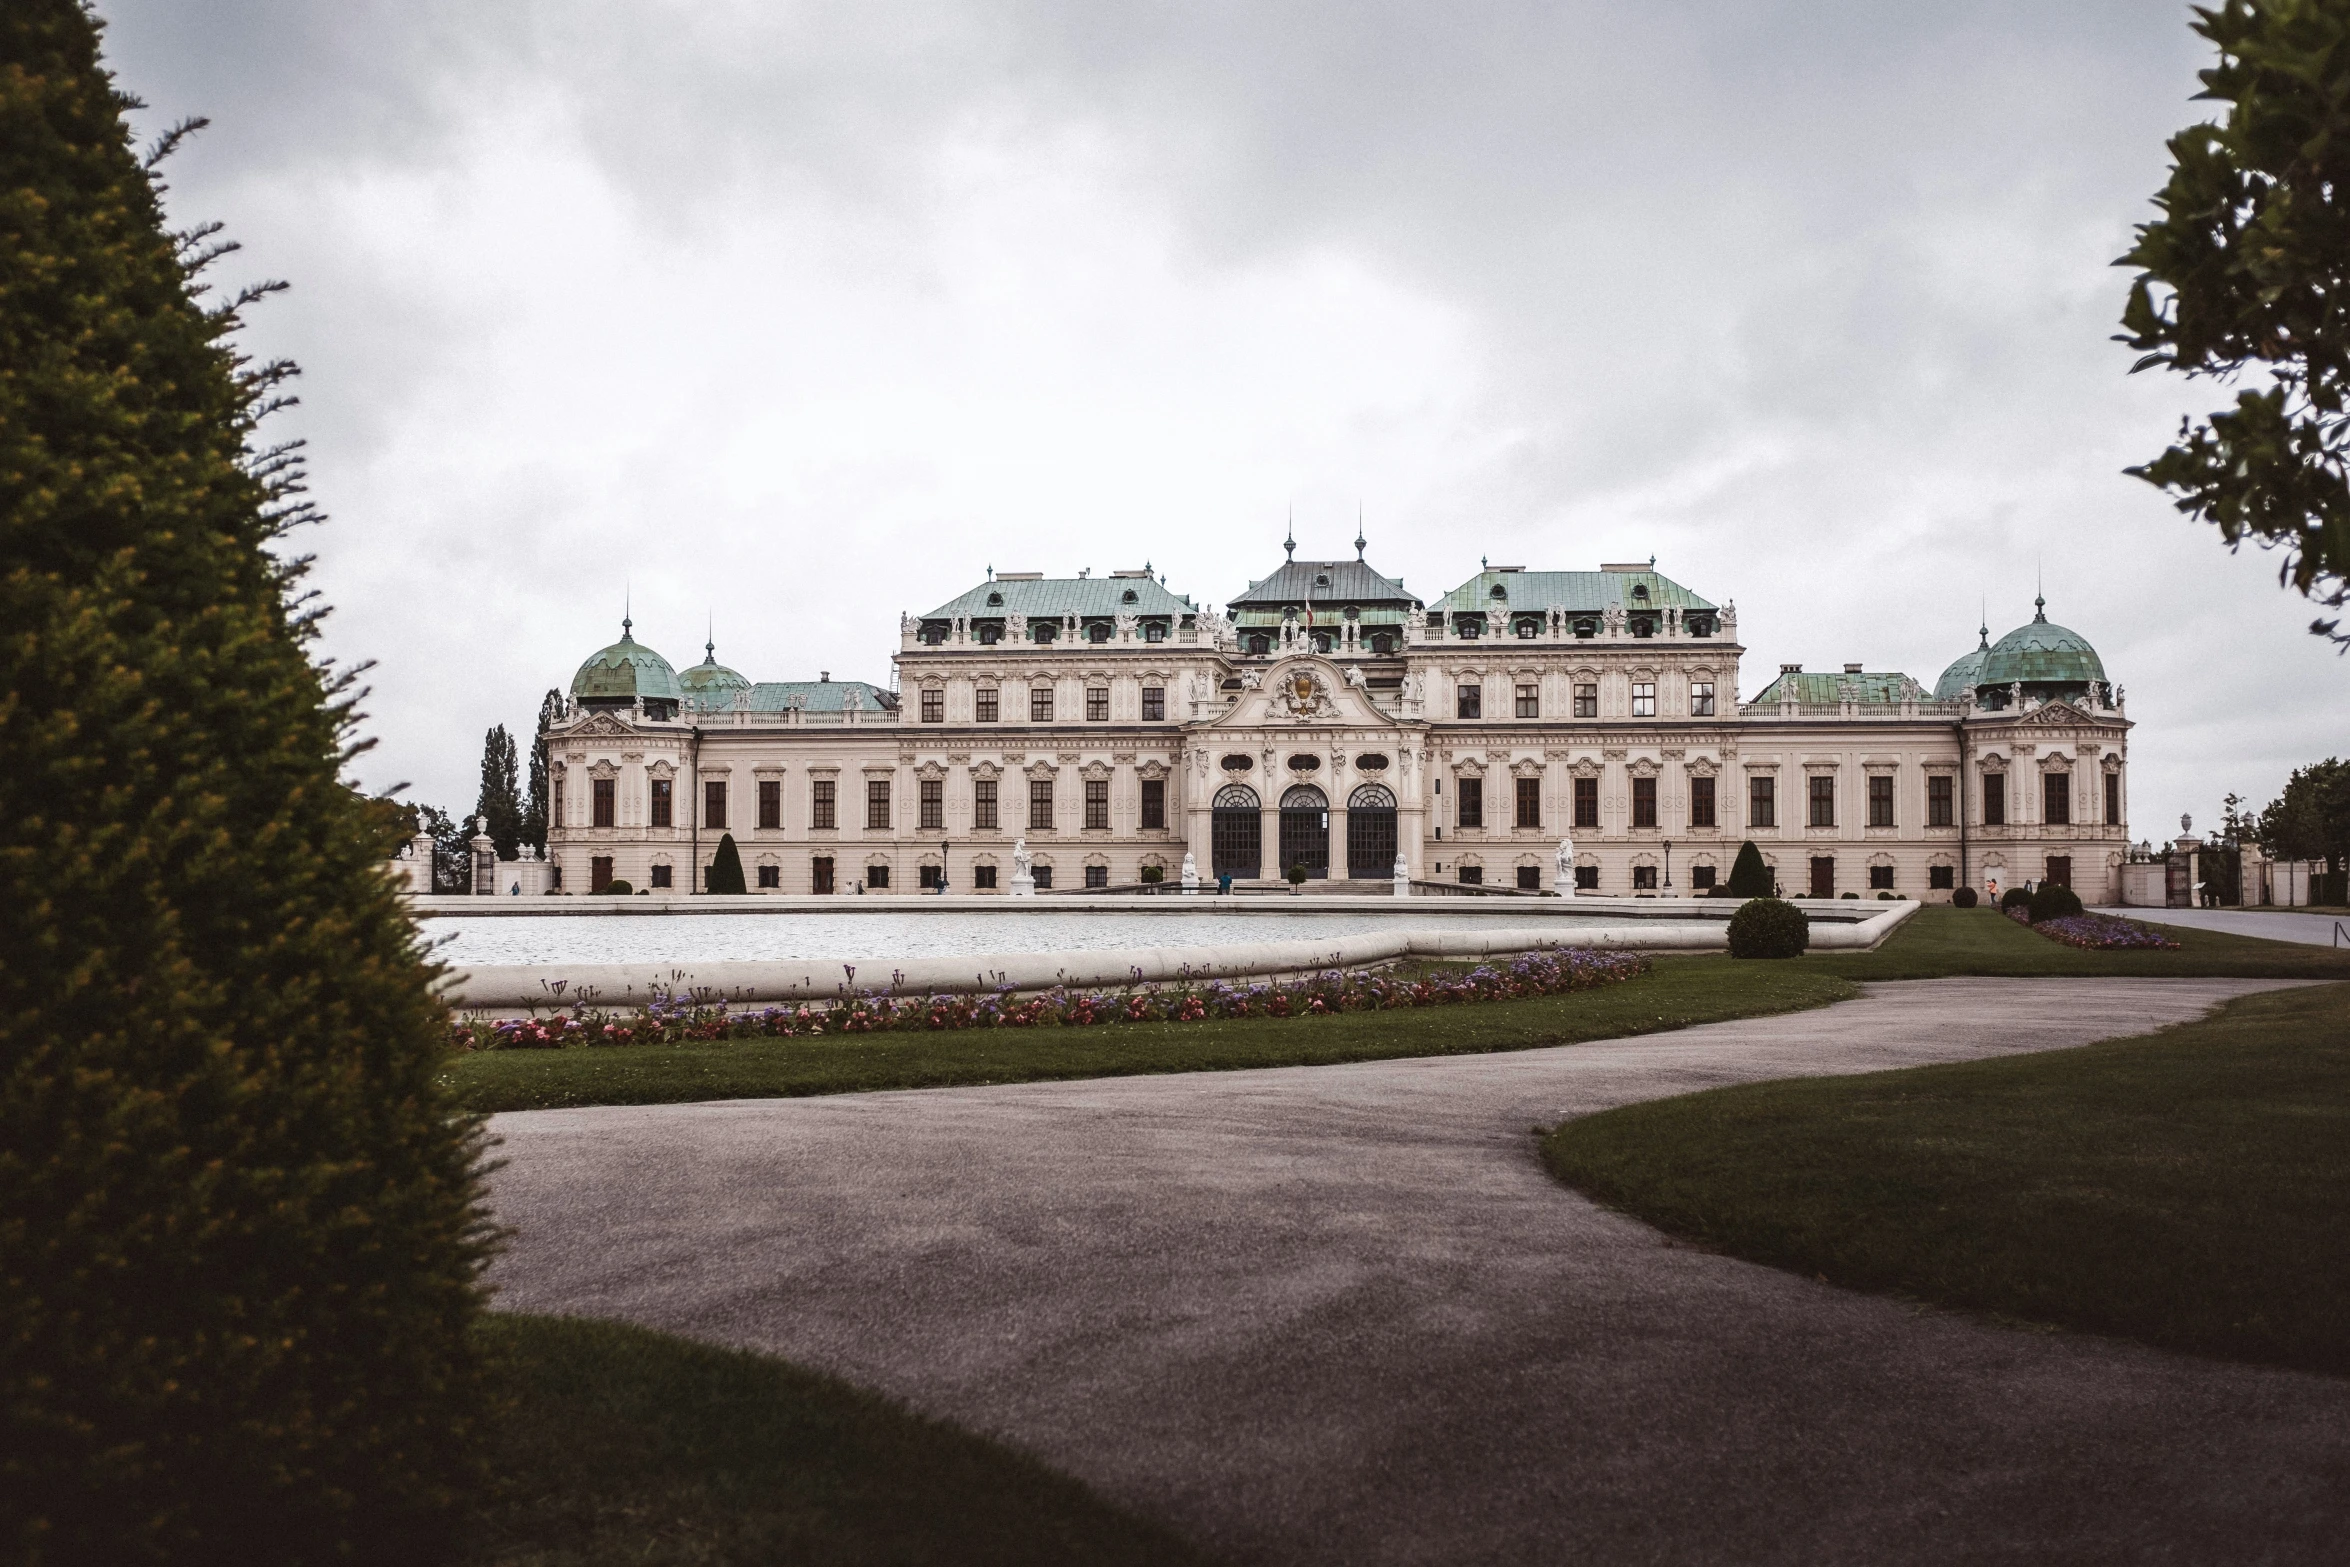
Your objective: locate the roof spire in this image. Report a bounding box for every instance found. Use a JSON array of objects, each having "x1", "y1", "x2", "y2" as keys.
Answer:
[
  {"x1": 622, "y1": 583, "x2": 633, "y2": 641},
  {"x1": 1285, "y1": 507, "x2": 1295, "y2": 561},
  {"x1": 2035, "y1": 560, "x2": 2046, "y2": 622},
  {"x1": 1978, "y1": 596, "x2": 1989, "y2": 648},
  {"x1": 705, "y1": 611, "x2": 715, "y2": 663},
  {"x1": 1355, "y1": 503, "x2": 1366, "y2": 560}
]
